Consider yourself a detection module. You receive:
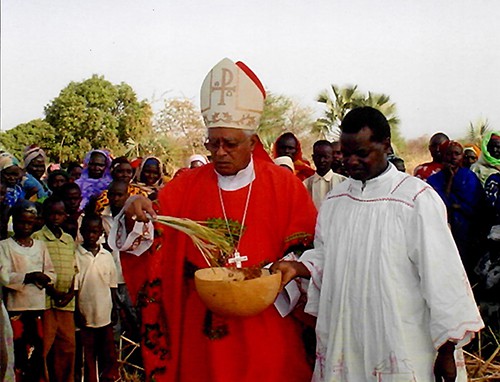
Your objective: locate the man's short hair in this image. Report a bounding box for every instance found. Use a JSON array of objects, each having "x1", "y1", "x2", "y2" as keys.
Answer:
[
  {"x1": 341, "y1": 107, "x2": 391, "y2": 142},
  {"x1": 108, "y1": 179, "x2": 129, "y2": 191},
  {"x1": 48, "y1": 169, "x2": 69, "y2": 182},
  {"x1": 81, "y1": 213, "x2": 102, "y2": 230},
  {"x1": 42, "y1": 195, "x2": 66, "y2": 216},
  {"x1": 313, "y1": 140, "x2": 332, "y2": 151},
  {"x1": 57, "y1": 182, "x2": 81, "y2": 196}
]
